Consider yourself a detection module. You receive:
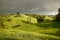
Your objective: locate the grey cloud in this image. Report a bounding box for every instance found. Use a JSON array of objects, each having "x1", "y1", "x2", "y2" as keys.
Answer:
[{"x1": 0, "y1": 0, "x2": 60, "y2": 15}]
